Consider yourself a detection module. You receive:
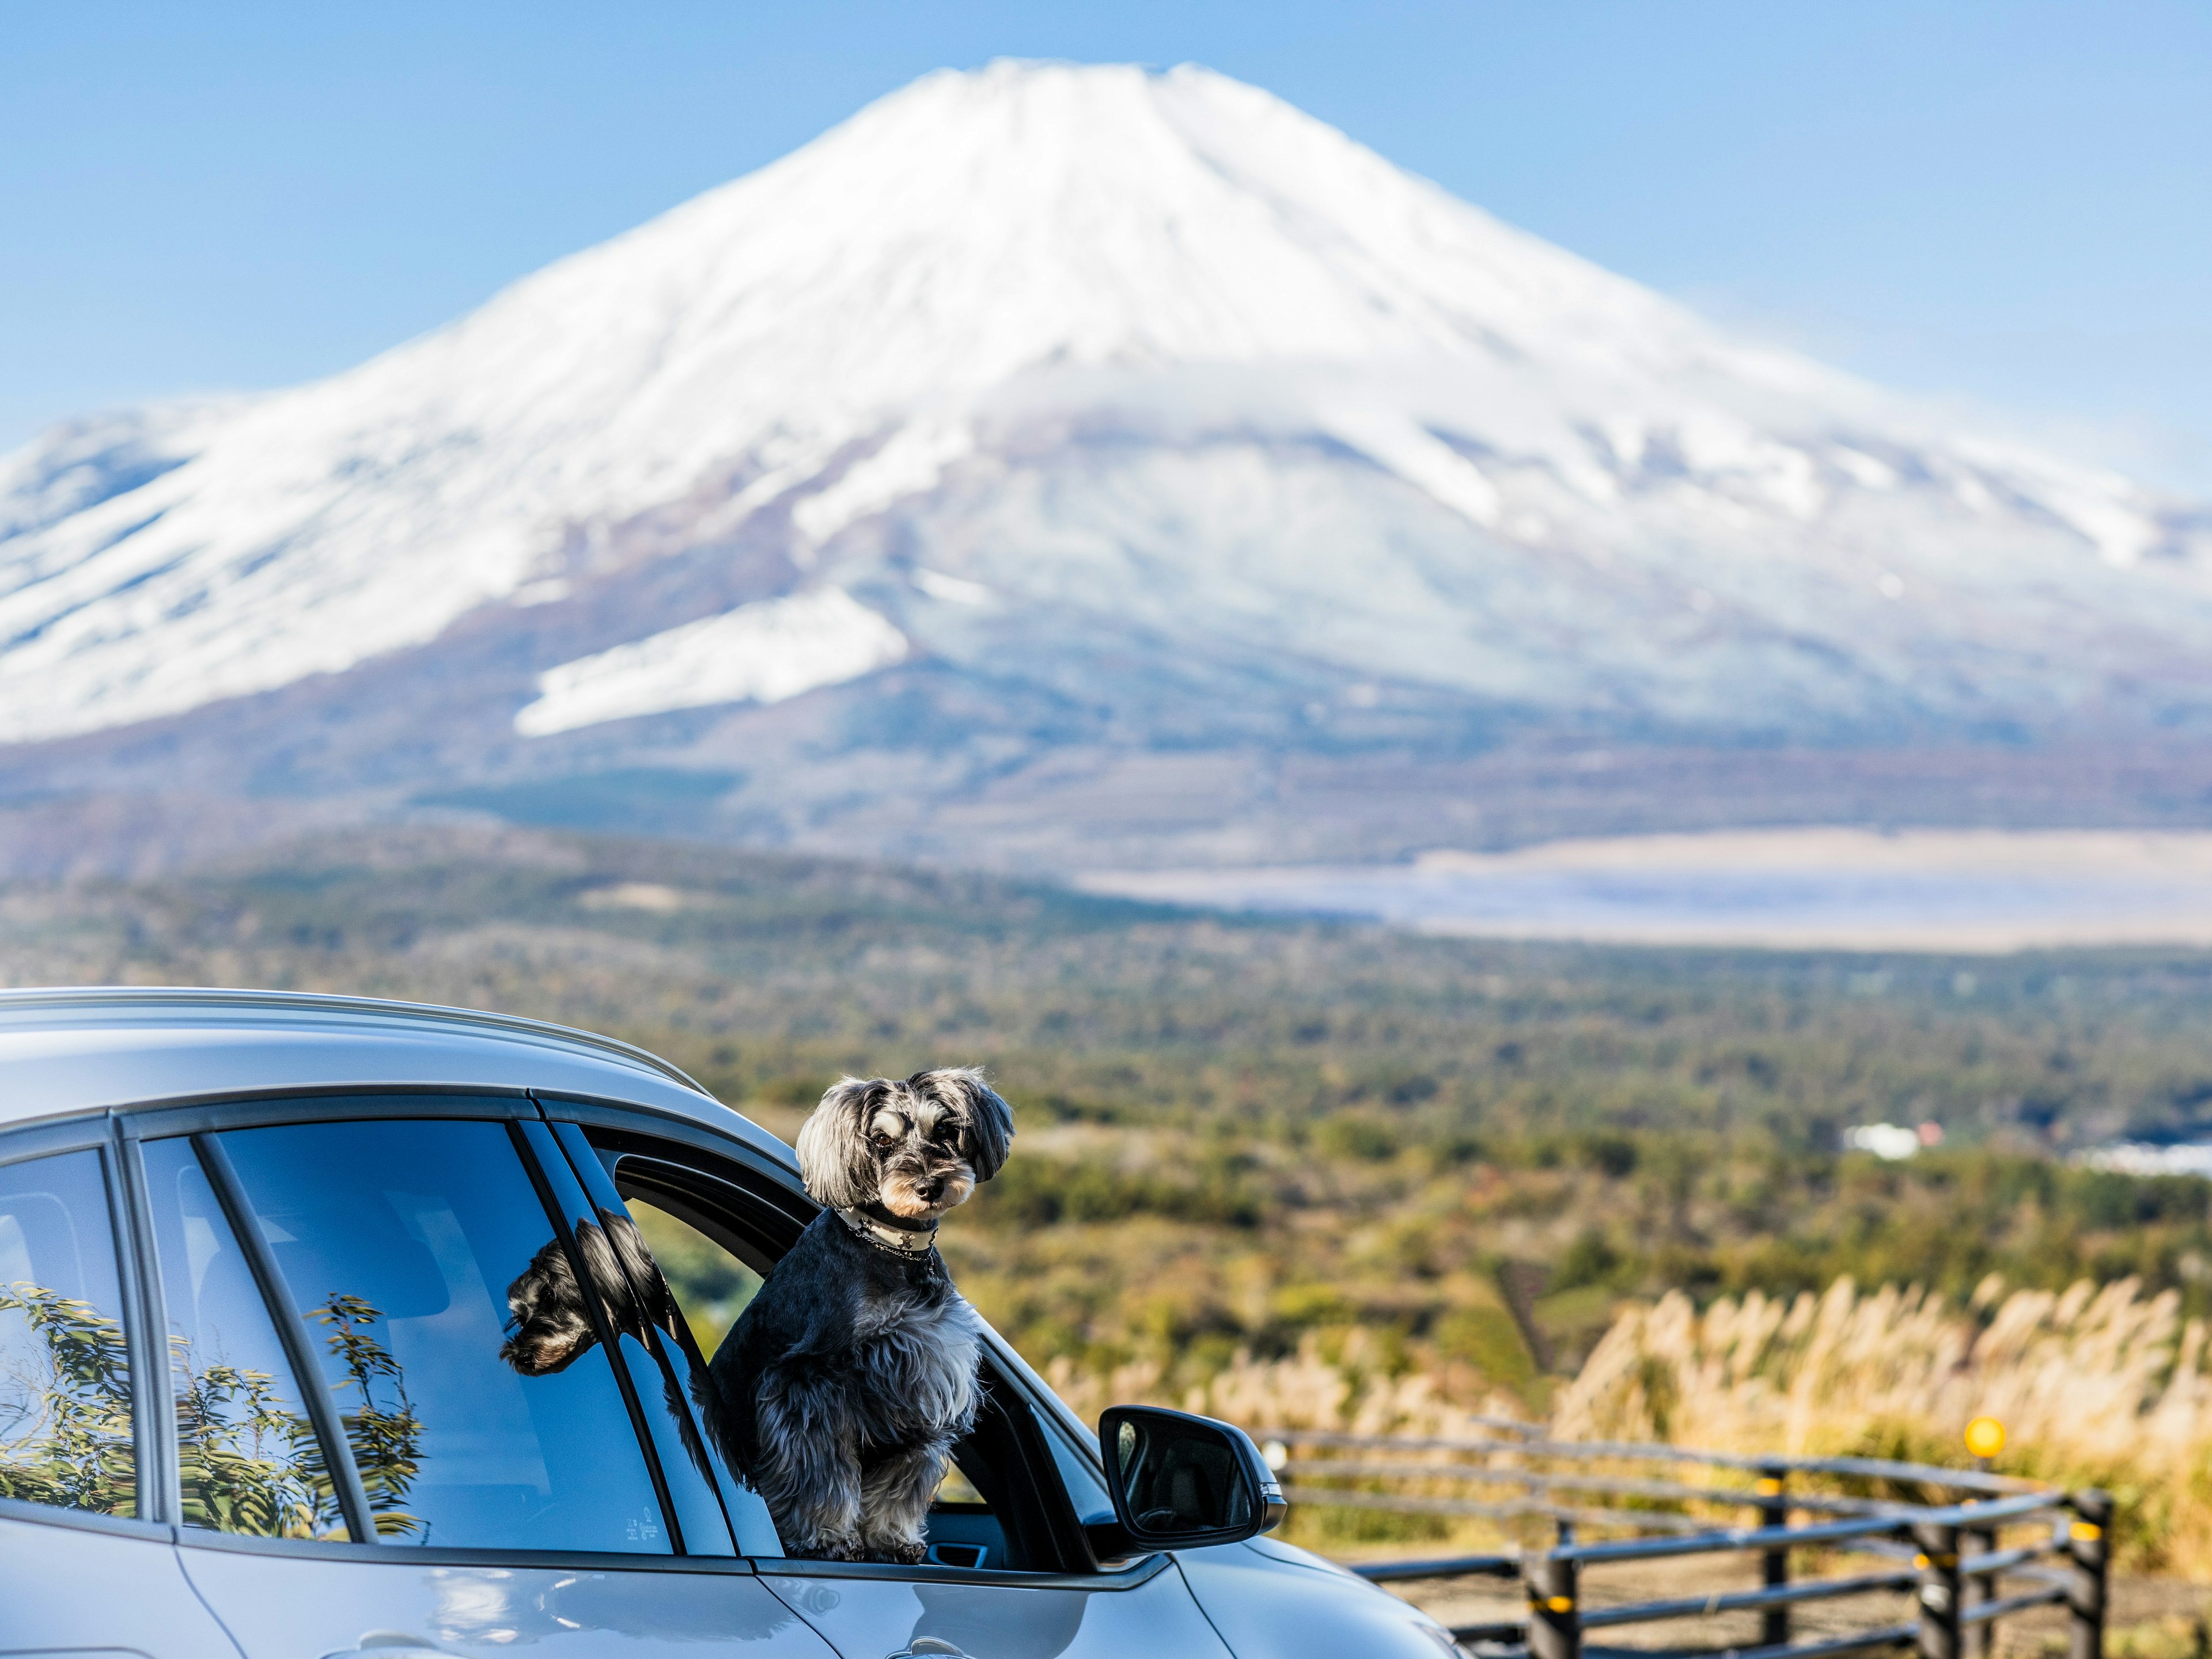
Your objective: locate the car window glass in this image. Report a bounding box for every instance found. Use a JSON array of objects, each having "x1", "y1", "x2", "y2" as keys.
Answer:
[
  {"x1": 0, "y1": 1149, "x2": 134, "y2": 1517},
  {"x1": 215, "y1": 1118, "x2": 671, "y2": 1553},
  {"x1": 142, "y1": 1138, "x2": 348, "y2": 1539},
  {"x1": 521, "y1": 1122, "x2": 735, "y2": 1557},
  {"x1": 541, "y1": 1137, "x2": 779, "y2": 1555}
]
